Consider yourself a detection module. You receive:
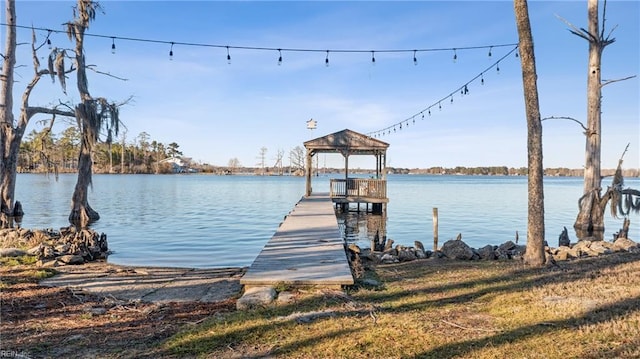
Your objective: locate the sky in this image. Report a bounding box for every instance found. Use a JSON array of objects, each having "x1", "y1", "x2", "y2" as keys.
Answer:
[{"x1": 3, "y1": 0, "x2": 639, "y2": 170}]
